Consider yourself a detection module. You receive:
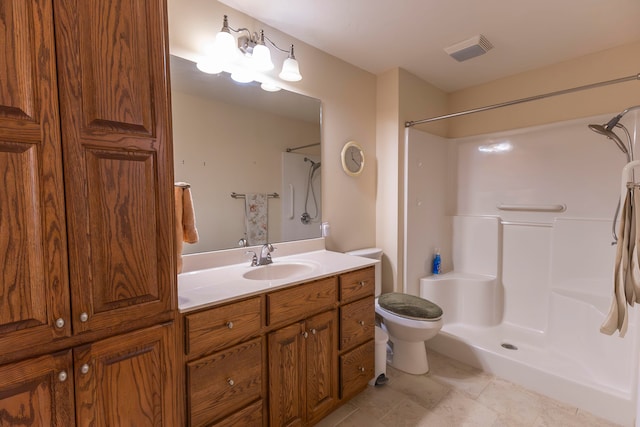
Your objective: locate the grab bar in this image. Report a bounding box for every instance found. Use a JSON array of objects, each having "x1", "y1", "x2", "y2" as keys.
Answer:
[{"x1": 497, "y1": 203, "x2": 566, "y2": 212}]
